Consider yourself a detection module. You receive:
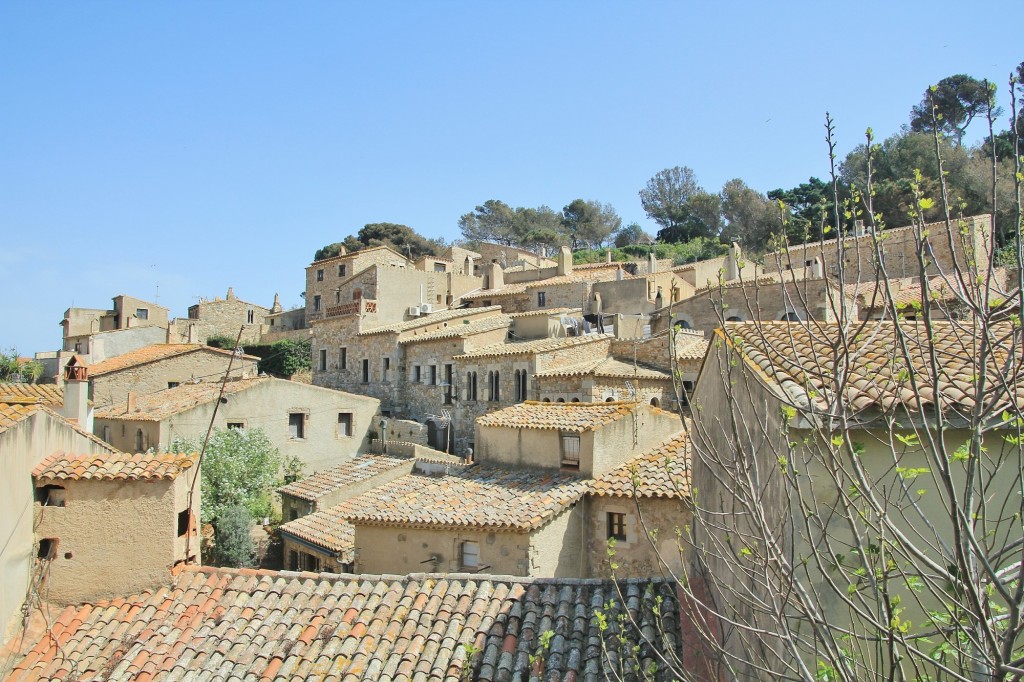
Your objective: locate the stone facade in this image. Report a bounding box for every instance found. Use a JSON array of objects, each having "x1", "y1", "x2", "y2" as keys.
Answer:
[
  {"x1": 95, "y1": 378, "x2": 380, "y2": 476},
  {"x1": 586, "y1": 496, "x2": 690, "y2": 578},
  {"x1": 89, "y1": 346, "x2": 259, "y2": 408},
  {"x1": 760, "y1": 214, "x2": 992, "y2": 284},
  {"x1": 170, "y1": 288, "x2": 271, "y2": 345}
]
